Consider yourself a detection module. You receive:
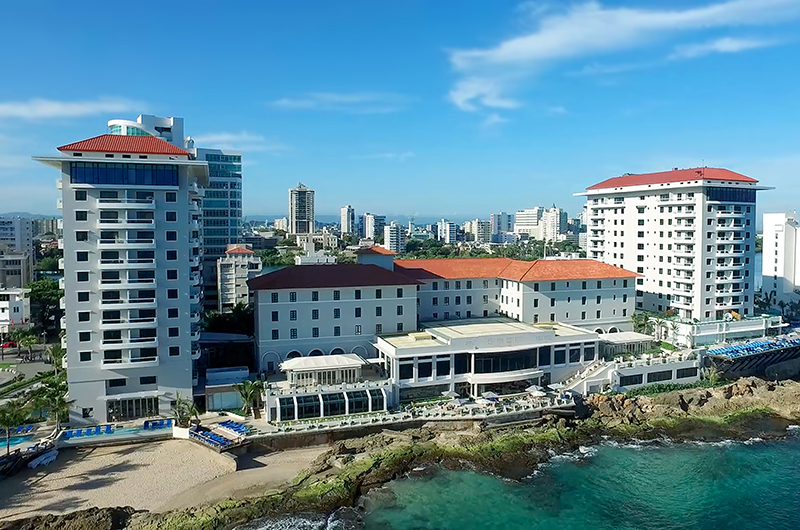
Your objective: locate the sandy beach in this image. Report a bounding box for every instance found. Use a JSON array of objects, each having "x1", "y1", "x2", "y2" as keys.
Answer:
[{"x1": 0, "y1": 439, "x2": 328, "y2": 522}]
